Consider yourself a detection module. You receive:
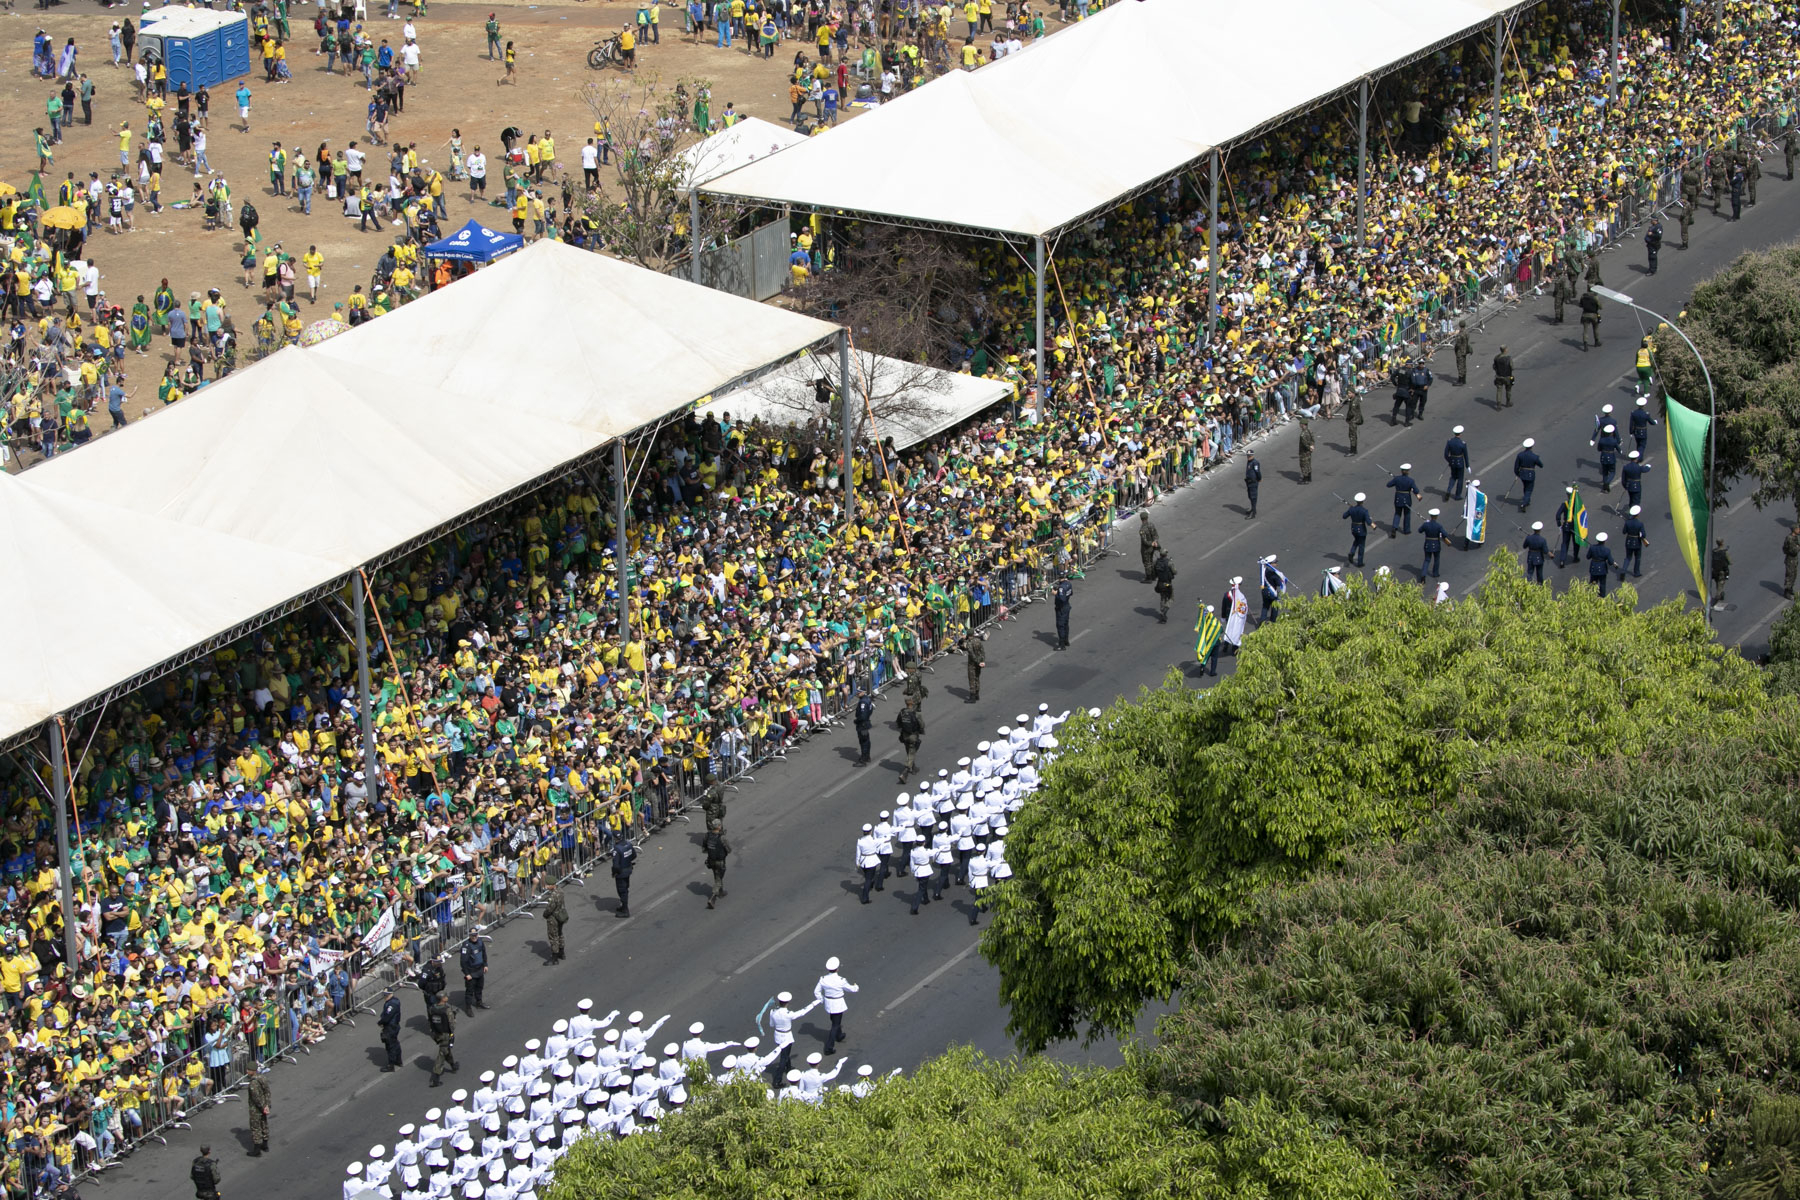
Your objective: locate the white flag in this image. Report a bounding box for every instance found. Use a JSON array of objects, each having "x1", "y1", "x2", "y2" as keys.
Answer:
[{"x1": 1224, "y1": 584, "x2": 1249, "y2": 646}]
